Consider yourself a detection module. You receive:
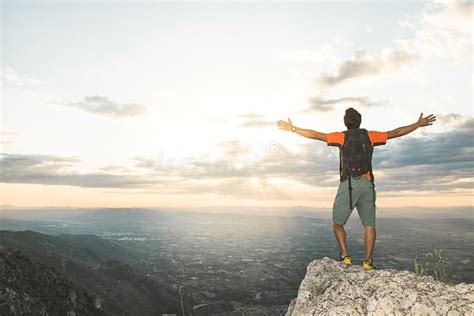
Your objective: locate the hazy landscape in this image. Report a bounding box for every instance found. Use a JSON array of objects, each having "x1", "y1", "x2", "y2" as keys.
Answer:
[{"x1": 1, "y1": 207, "x2": 472, "y2": 315}]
